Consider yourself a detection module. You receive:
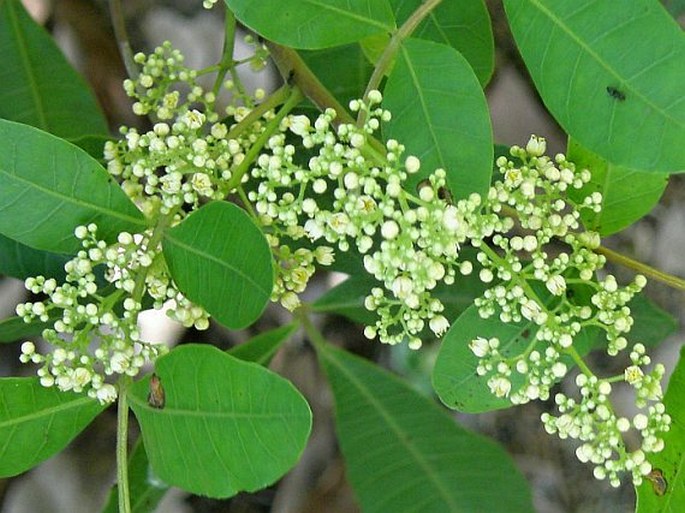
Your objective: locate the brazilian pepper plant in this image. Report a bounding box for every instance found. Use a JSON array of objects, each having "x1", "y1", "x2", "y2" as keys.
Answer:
[{"x1": 1, "y1": 0, "x2": 684, "y2": 512}]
